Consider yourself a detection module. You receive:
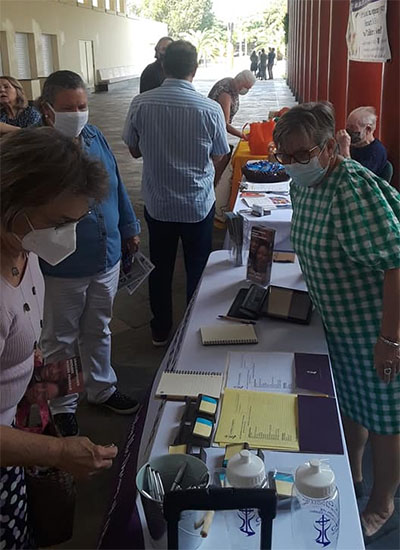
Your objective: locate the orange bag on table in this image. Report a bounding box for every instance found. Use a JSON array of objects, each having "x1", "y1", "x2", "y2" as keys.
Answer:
[{"x1": 242, "y1": 120, "x2": 275, "y2": 155}]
